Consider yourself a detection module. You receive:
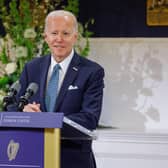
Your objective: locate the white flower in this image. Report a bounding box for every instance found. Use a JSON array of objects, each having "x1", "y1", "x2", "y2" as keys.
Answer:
[
  {"x1": 4, "y1": 35, "x2": 16, "y2": 61},
  {"x1": 8, "y1": 47, "x2": 17, "y2": 61},
  {"x1": 0, "y1": 38, "x2": 5, "y2": 47},
  {"x1": 15, "y1": 46, "x2": 28, "y2": 58},
  {"x1": 3, "y1": 22, "x2": 9, "y2": 29},
  {"x1": 0, "y1": 61, "x2": 6, "y2": 77},
  {"x1": 24, "y1": 28, "x2": 37, "y2": 39},
  {"x1": 0, "y1": 38, "x2": 5, "y2": 53},
  {"x1": 5, "y1": 62, "x2": 17, "y2": 75},
  {"x1": 36, "y1": 40, "x2": 45, "y2": 57},
  {"x1": 0, "y1": 89, "x2": 6, "y2": 102}
]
